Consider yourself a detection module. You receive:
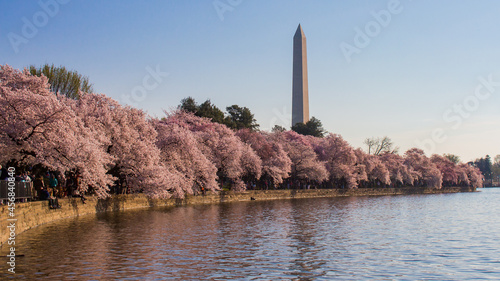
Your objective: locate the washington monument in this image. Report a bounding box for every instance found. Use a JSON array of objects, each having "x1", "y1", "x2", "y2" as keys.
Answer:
[{"x1": 292, "y1": 24, "x2": 309, "y2": 126}]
